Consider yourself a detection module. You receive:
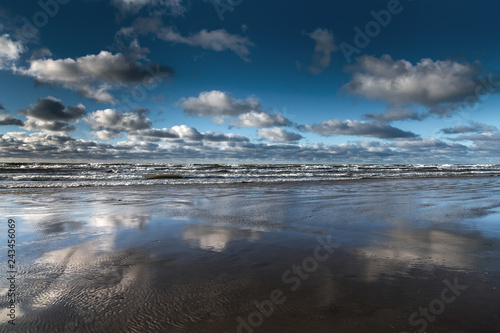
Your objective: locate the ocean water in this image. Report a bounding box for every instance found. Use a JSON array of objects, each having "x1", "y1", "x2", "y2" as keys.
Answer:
[{"x1": 1, "y1": 163, "x2": 500, "y2": 188}]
